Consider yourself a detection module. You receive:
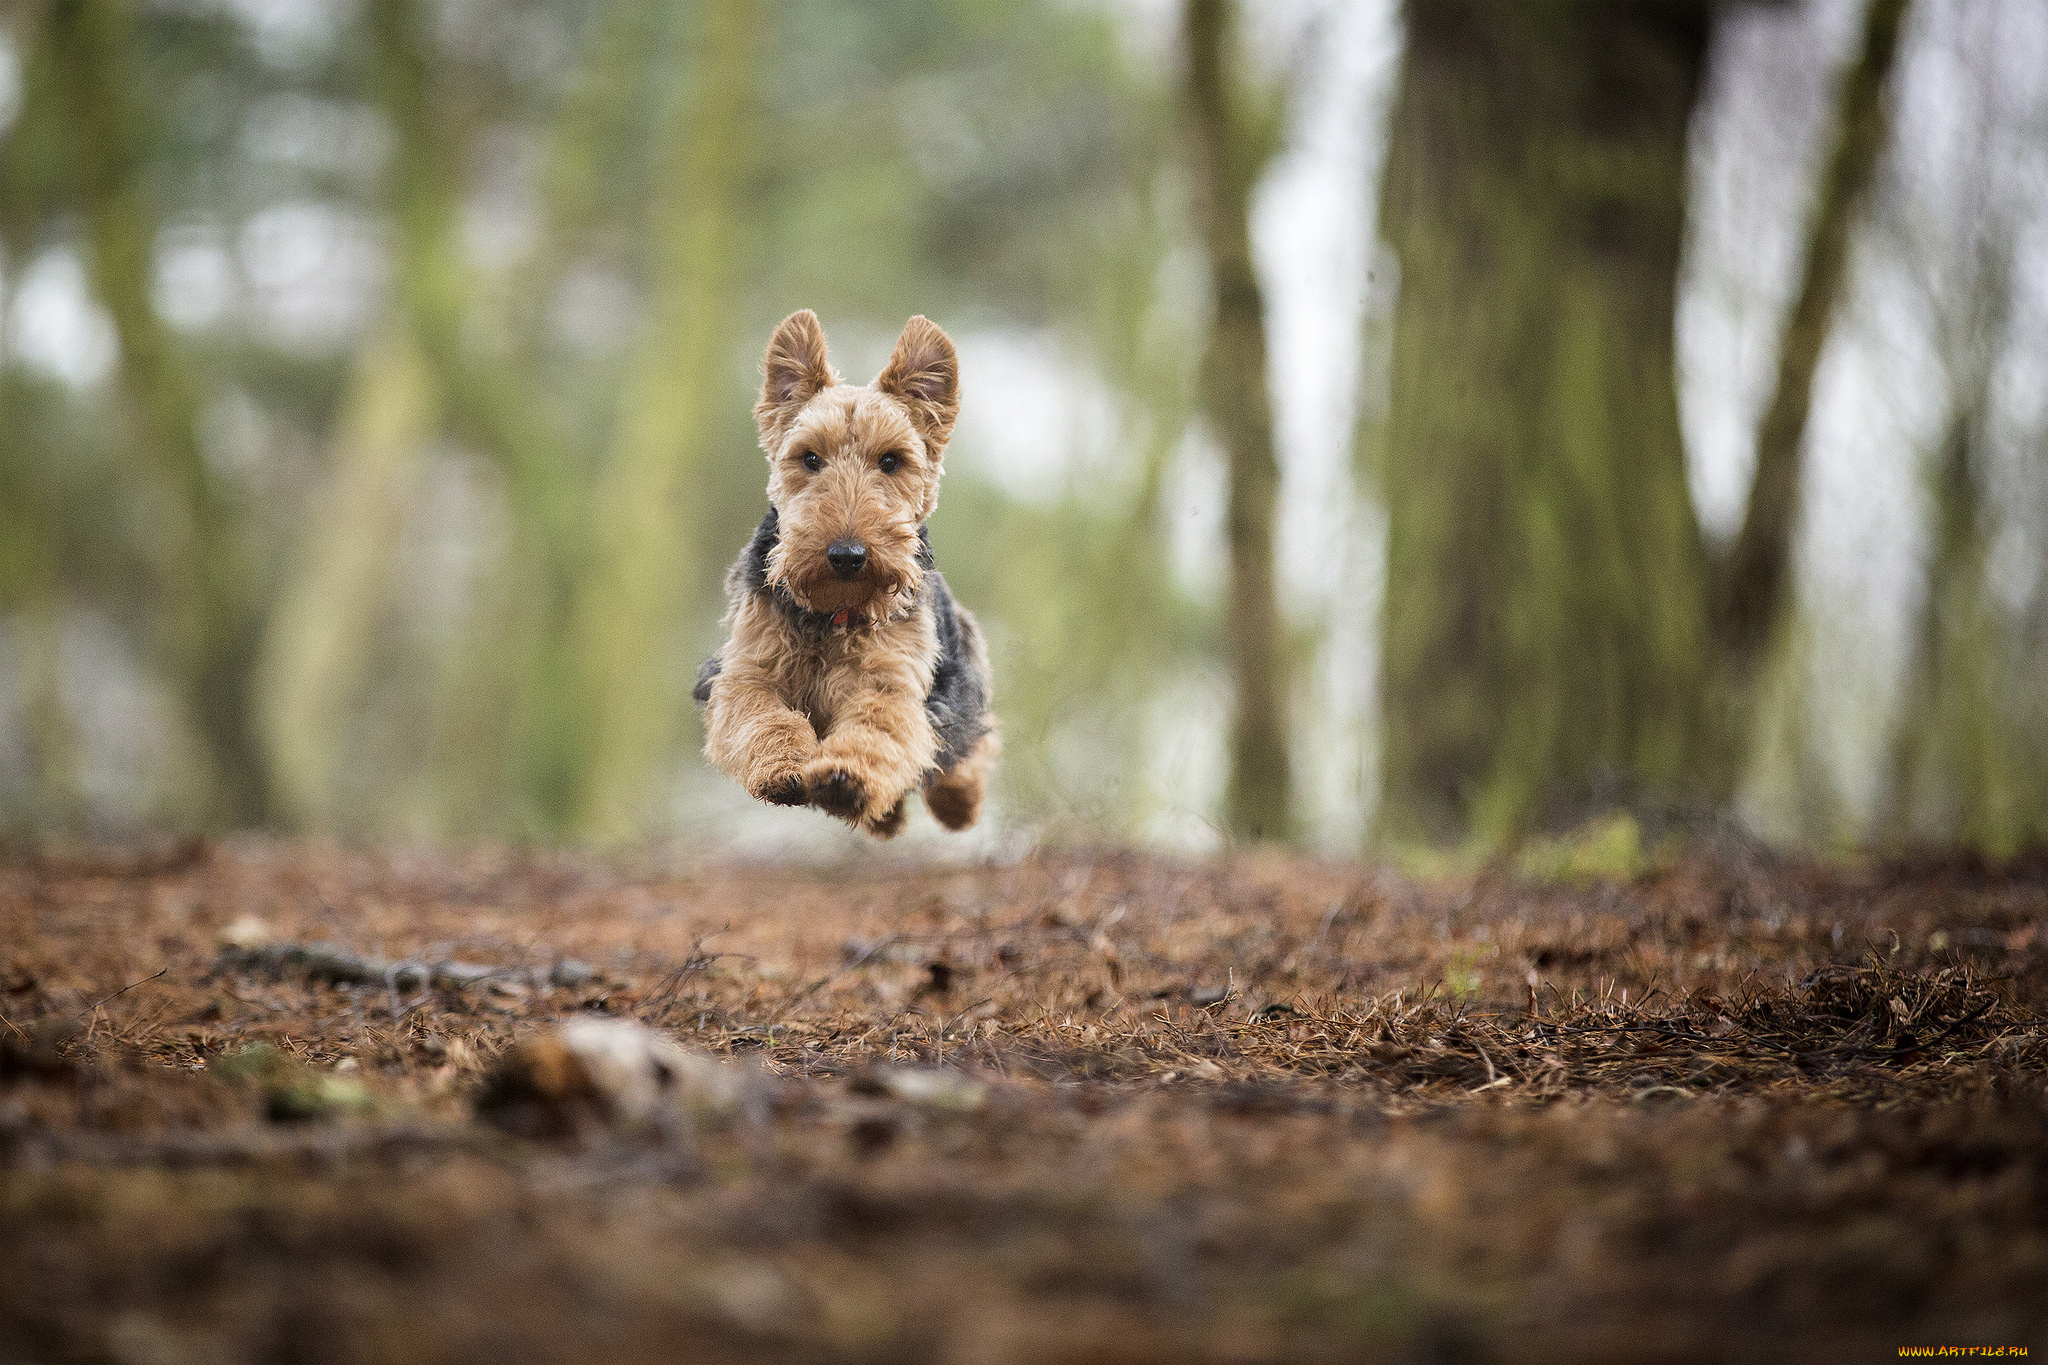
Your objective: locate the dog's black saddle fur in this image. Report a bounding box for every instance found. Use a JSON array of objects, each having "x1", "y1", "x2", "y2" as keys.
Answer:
[{"x1": 692, "y1": 509, "x2": 990, "y2": 773}]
